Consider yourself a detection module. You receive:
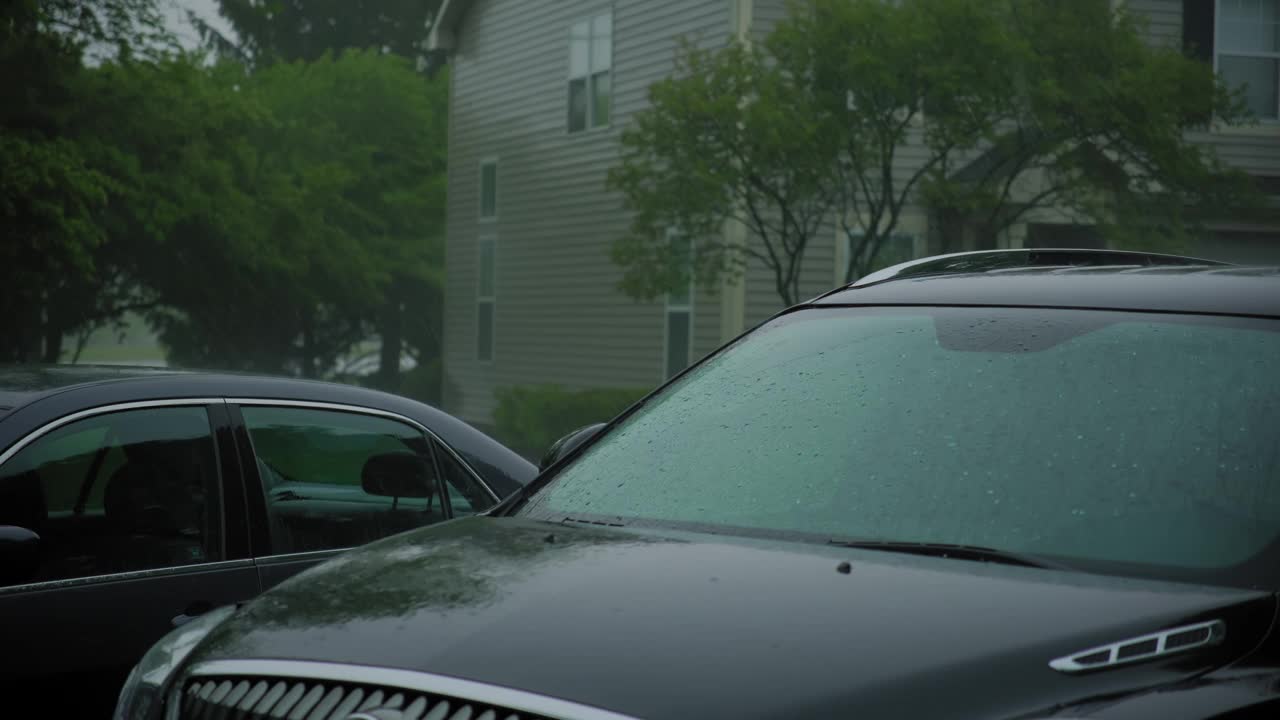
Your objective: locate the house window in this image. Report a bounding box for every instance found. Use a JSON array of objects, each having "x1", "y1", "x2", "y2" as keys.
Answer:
[
  {"x1": 665, "y1": 230, "x2": 693, "y2": 379},
  {"x1": 479, "y1": 159, "x2": 498, "y2": 220},
  {"x1": 477, "y1": 236, "x2": 496, "y2": 362},
  {"x1": 1200, "y1": 0, "x2": 1280, "y2": 121},
  {"x1": 569, "y1": 12, "x2": 612, "y2": 132}
]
